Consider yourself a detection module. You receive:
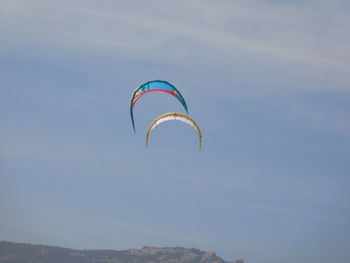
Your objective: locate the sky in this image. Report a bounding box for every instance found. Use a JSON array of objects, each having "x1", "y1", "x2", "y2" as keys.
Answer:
[{"x1": 0, "y1": 0, "x2": 350, "y2": 262}]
